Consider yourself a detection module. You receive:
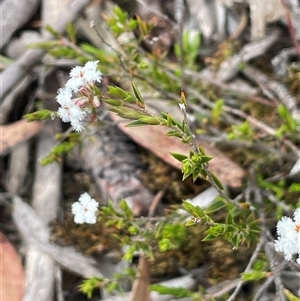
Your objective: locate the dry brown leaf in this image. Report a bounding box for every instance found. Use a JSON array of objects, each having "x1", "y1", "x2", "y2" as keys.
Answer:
[
  {"x1": 0, "y1": 120, "x2": 43, "y2": 155},
  {"x1": 111, "y1": 114, "x2": 245, "y2": 188},
  {"x1": 129, "y1": 256, "x2": 150, "y2": 301},
  {"x1": 0, "y1": 232, "x2": 25, "y2": 301}
]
